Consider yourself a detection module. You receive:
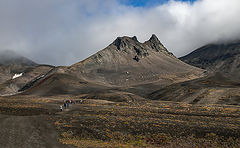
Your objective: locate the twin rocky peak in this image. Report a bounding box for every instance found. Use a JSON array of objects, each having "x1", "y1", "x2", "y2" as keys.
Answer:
[{"x1": 110, "y1": 34, "x2": 174, "y2": 60}]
